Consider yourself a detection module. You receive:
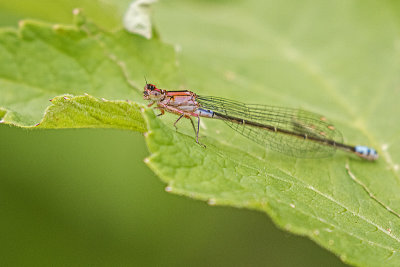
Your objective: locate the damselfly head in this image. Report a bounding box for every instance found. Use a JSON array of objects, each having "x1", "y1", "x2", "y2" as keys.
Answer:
[
  {"x1": 146, "y1": 83, "x2": 156, "y2": 90},
  {"x1": 143, "y1": 83, "x2": 163, "y2": 101}
]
